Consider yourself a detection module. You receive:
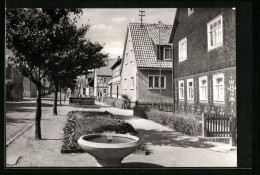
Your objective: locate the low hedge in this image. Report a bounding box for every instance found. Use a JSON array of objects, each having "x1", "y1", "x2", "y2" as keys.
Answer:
[
  {"x1": 104, "y1": 97, "x2": 124, "y2": 109},
  {"x1": 145, "y1": 110, "x2": 202, "y2": 136},
  {"x1": 62, "y1": 111, "x2": 137, "y2": 152},
  {"x1": 133, "y1": 106, "x2": 151, "y2": 119}
]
